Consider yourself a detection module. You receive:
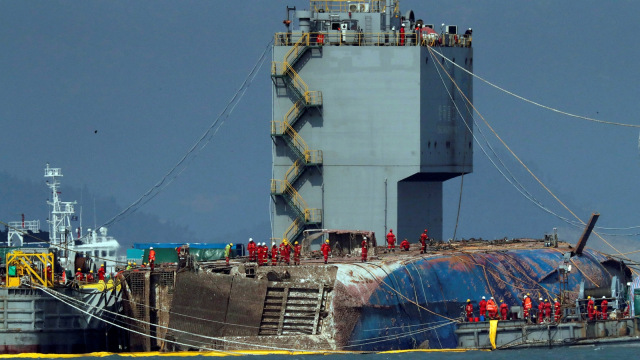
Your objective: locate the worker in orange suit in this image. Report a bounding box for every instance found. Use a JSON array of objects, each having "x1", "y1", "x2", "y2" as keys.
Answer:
[
  {"x1": 538, "y1": 297, "x2": 545, "y2": 323},
  {"x1": 601, "y1": 296, "x2": 608, "y2": 320},
  {"x1": 465, "y1": 299, "x2": 474, "y2": 322},
  {"x1": 419, "y1": 229, "x2": 428, "y2": 254},
  {"x1": 386, "y1": 229, "x2": 396, "y2": 251},
  {"x1": 479, "y1": 296, "x2": 487, "y2": 320},
  {"x1": 281, "y1": 240, "x2": 291, "y2": 265},
  {"x1": 248, "y1": 238, "x2": 257, "y2": 262},
  {"x1": 257, "y1": 242, "x2": 264, "y2": 266},
  {"x1": 587, "y1": 296, "x2": 595, "y2": 320},
  {"x1": 544, "y1": 299, "x2": 552, "y2": 321},
  {"x1": 400, "y1": 238, "x2": 410, "y2": 251},
  {"x1": 293, "y1": 241, "x2": 301, "y2": 265},
  {"x1": 486, "y1": 297, "x2": 497, "y2": 319},
  {"x1": 75, "y1": 268, "x2": 84, "y2": 282},
  {"x1": 271, "y1": 243, "x2": 279, "y2": 266},
  {"x1": 98, "y1": 264, "x2": 106, "y2": 281},
  {"x1": 148, "y1": 246, "x2": 156, "y2": 271},
  {"x1": 361, "y1": 237, "x2": 368, "y2": 262},
  {"x1": 46, "y1": 264, "x2": 53, "y2": 283},
  {"x1": 523, "y1": 294, "x2": 532, "y2": 322},
  {"x1": 321, "y1": 239, "x2": 331, "y2": 264},
  {"x1": 262, "y1": 243, "x2": 269, "y2": 266},
  {"x1": 86, "y1": 270, "x2": 95, "y2": 283},
  {"x1": 554, "y1": 298, "x2": 562, "y2": 322},
  {"x1": 500, "y1": 300, "x2": 508, "y2": 320}
]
